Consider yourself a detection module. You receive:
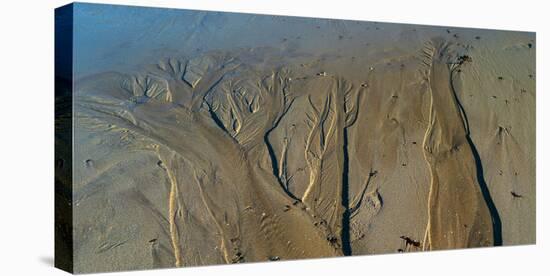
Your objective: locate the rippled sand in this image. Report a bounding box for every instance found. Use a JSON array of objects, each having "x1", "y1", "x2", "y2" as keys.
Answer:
[{"x1": 55, "y1": 3, "x2": 535, "y2": 273}]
